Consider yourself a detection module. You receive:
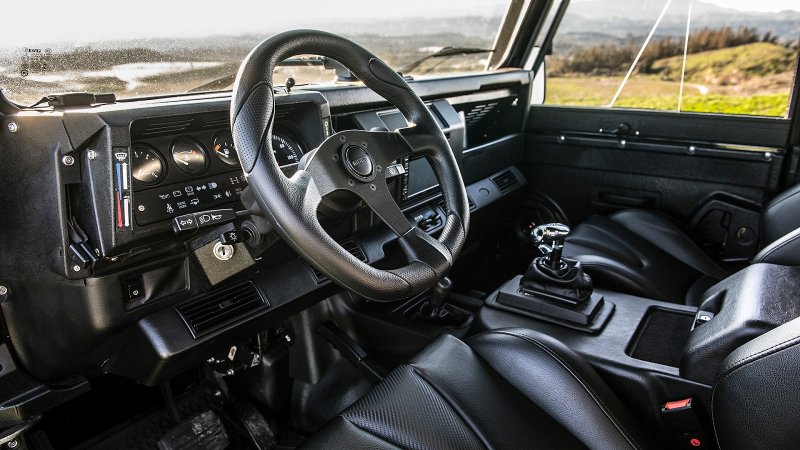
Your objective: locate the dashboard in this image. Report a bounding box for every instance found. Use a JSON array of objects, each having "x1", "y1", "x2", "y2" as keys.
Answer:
[{"x1": 0, "y1": 70, "x2": 530, "y2": 386}]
